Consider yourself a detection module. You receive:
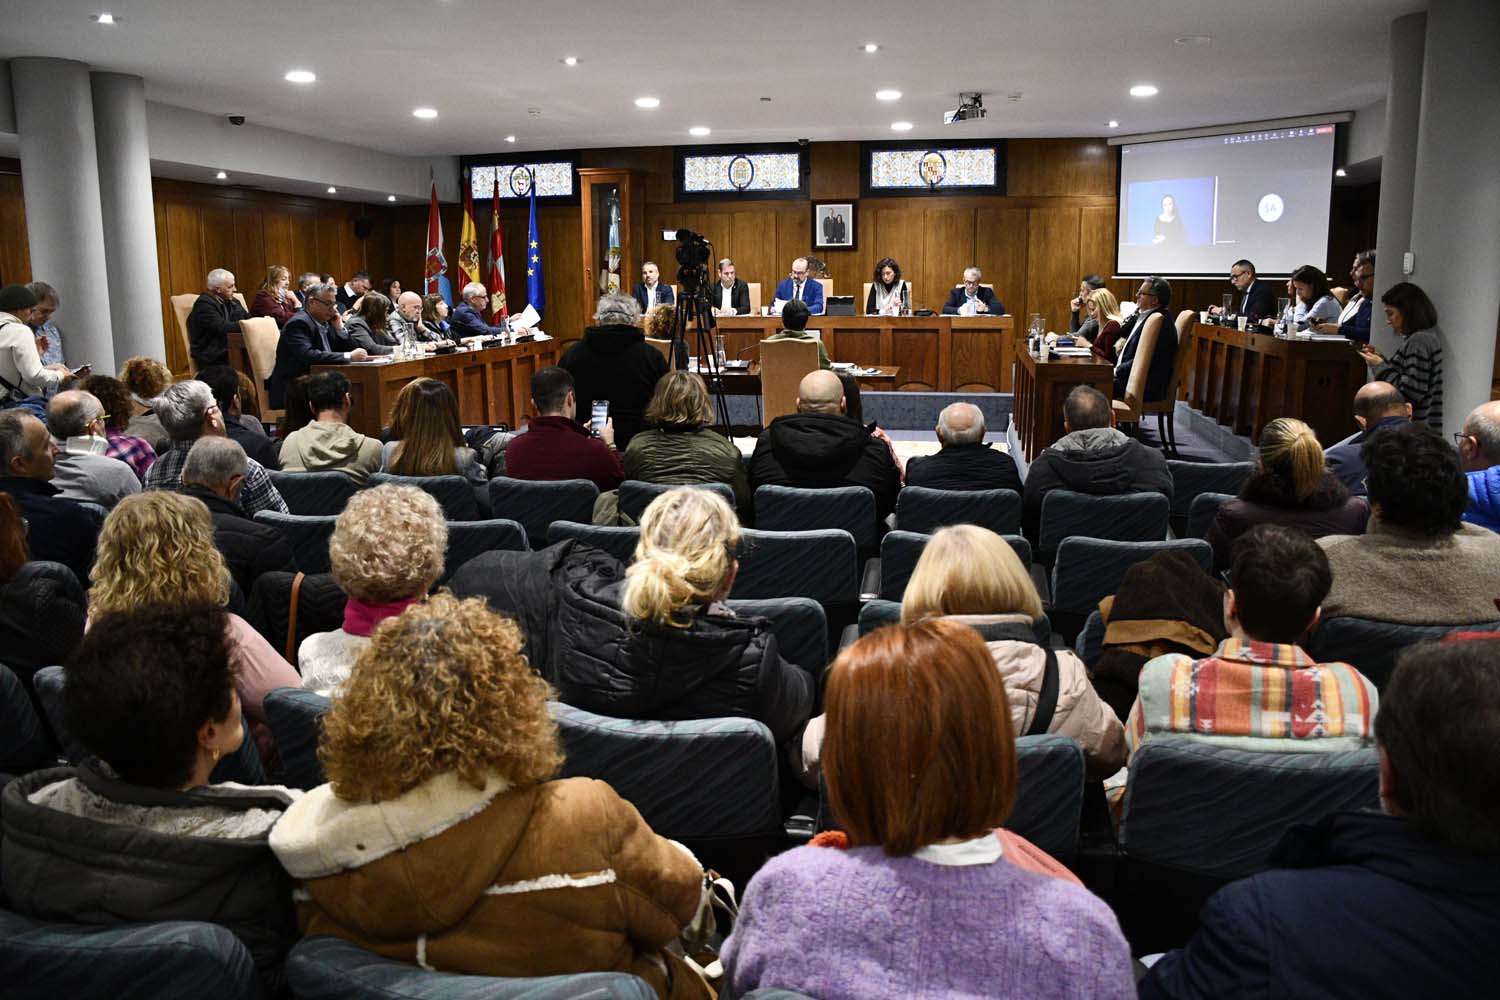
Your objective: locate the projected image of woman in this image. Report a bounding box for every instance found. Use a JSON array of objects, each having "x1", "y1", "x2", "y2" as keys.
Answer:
[{"x1": 1152, "y1": 194, "x2": 1185, "y2": 246}]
